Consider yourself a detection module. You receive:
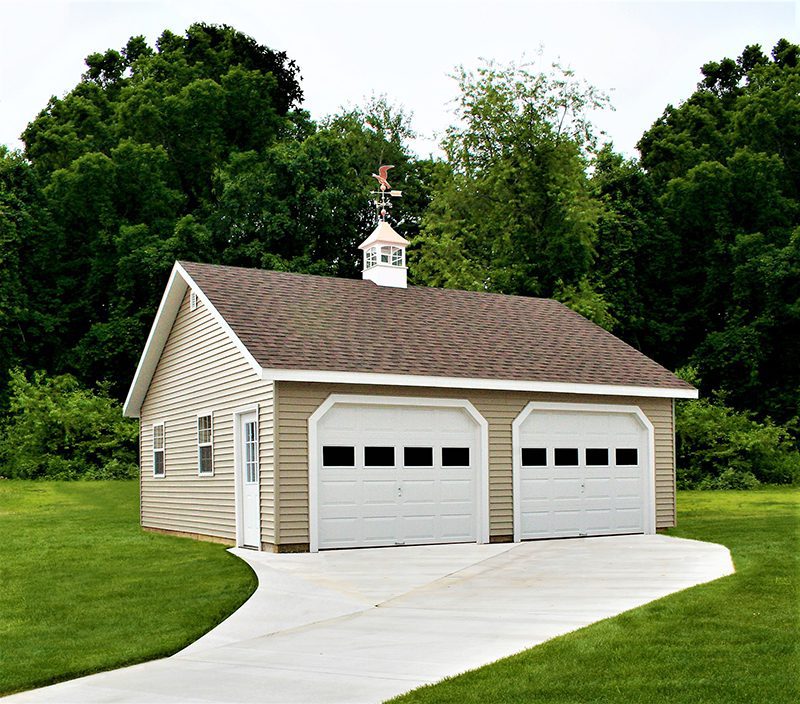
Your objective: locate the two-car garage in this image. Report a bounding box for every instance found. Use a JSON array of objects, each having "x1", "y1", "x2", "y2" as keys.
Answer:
[{"x1": 309, "y1": 395, "x2": 655, "y2": 552}]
